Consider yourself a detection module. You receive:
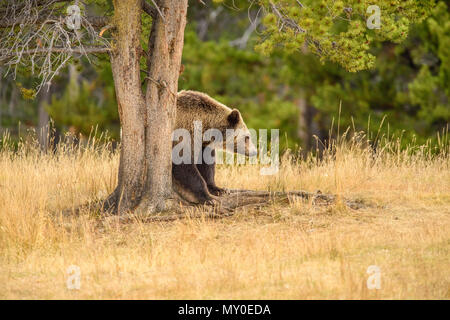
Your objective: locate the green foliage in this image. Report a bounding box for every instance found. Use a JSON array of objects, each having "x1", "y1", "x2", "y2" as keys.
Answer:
[
  {"x1": 1, "y1": 0, "x2": 447, "y2": 152},
  {"x1": 16, "y1": 83, "x2": 36, "y2": 100},
  {"x1": 45, "y1": 61, "x2": 119, "y2": 139},
  {"x1": 299, "y1": 1, "x2": 450, "y2": 143},
  {"x1": 407, "y1": 1, "x2": 450, "y2": 128},
  {"x1": 181, "y1": 1, "x2": 448, "y2": 149},
  {"x1": 253, "y1": 0, "x2": 435, "y2": 72}
]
